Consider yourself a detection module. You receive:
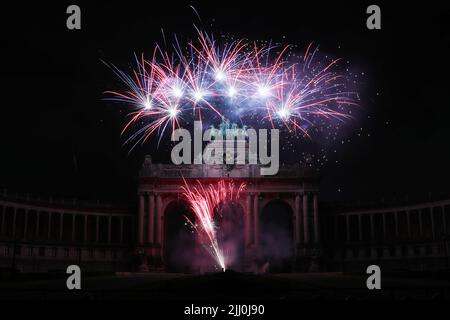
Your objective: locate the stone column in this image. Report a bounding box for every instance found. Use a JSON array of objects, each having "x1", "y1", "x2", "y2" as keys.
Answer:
[
  {"x1": 303, "y1": 193, "x2": 309, "y2": 243},
  {"x1": 83, "y1": 215, "x2": 88, "y2": 242},
  {"x1": 394, "y1": 211, "x2": 399, "y2": 238},
  {"x1": 156, "y1": 194, "x2": 163, "y2": 245},
  {"x1": 138, "y1": 193, "x2": 145, "y2": 244},
  {"x1": 370, "y1": 214, "x2": 375, "y2": 241},
  {"x1": 95, "y1": 216, "x2": 100, "y2": 242},
  {"x1": 23, "y1": 210, "x2": 28, "y2": 239},
  {"x1": 406, "y1": 211, "x2": 411, "y2": 238},
  {"x1": 358, "y1": 215, "x2": 363, "y2": 241},
  {"x1": 294, "y1": 194, "x2": 301, "y2": 244},
  {"x1": 59, "y1": 213, "x2": 64, "y2": 241},
  {"x1": 346, "y1": 215, "x2": 350, "y2": 242},
  {"x1": 245, "y1": 193, "x2": 252, "y2": 247},
  {"x1": 107, "y1": 216, "x2": 112, "y2": 243},
  {"x1": 1, "y1": 207, "x2": 5, "y2": 235},
  {"x1": 156, "y1": 194, "x2": 164, "y2": 264},
  {"x1": 418, "y1": 210, "x2": 423, "y2": 236},
  {"x1": 313, "y1": 193, "x2": 319, "y2": 243},
  {"x1": 430, "y1": 208, "x2": 435, "y2": 240},
  {"x1": 72, "y1": 214, "x2": 76, "y2": 242},
  {"x1": 148, "y1": 193, "x2": 155, "y2": 244},
  {"x1": 48, "y1": 212, "x2": 52, "y2": 240},
  {"x1": 36, "y1": 212, "x2": 40, "y2": 239},
  {"x1": 253, "y1": 193, "x2": 260, "y2": 246},
  {"x1": 119, "y1": 217, "x2": 124, "y2": 244},
  {"x1": 334, "y1": 215, "x2": 338, "y2": 241},
  {"x1": 442, "y1": 206, "x2": 447, "y2": 234},
  {"x1": 12, "y1": 207, "x2": 17, "y2": 238}
]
